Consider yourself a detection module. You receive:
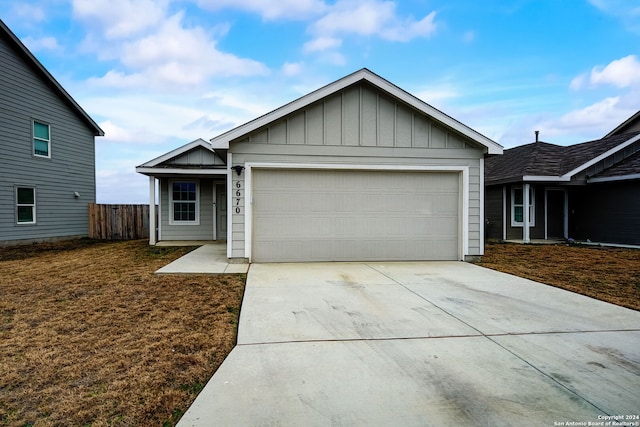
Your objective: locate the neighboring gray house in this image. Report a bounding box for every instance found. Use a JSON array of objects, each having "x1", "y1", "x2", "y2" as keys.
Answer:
[
  {"x1": 485, "y1": 111, "x2": 640, "y2": 246},
  {"x1": 137, "y1": 69, "x2": 502, "y2": 262},
  {"x1": 0, "y1": 20, "x2": 104, "y2": 245}
]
